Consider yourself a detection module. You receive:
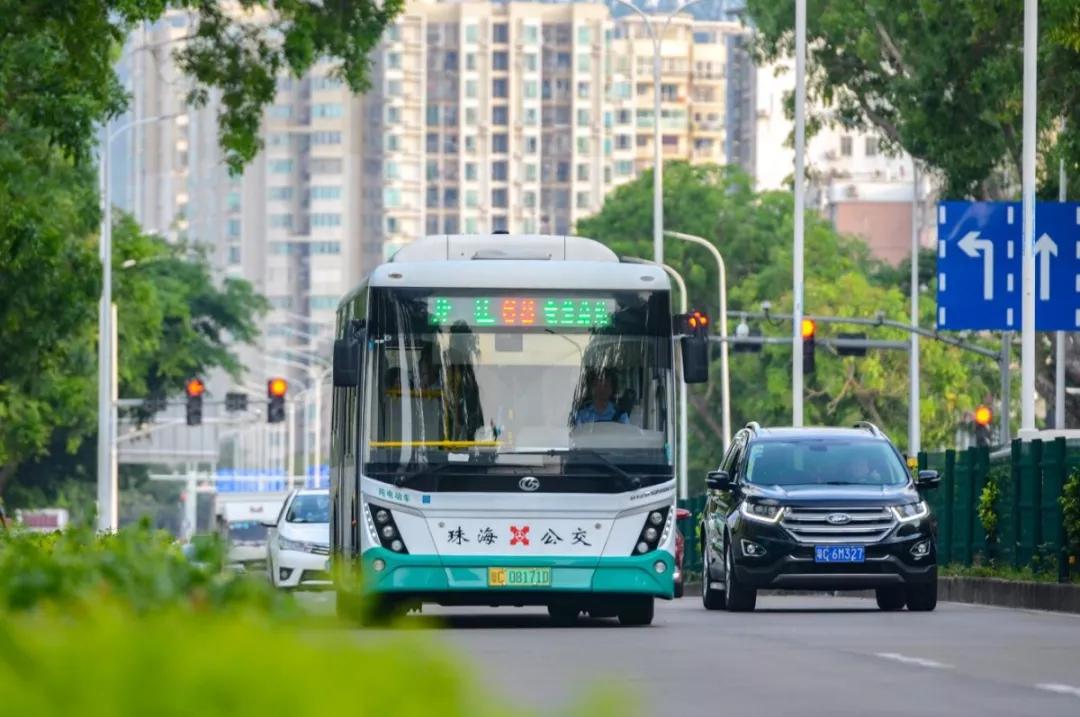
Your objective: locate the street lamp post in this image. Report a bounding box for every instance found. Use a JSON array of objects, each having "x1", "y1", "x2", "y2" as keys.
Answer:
[
  {"x1": 1020, "y1": 0, "x2": 1037, "y2": 436},
  {"x1": 612, "y1": 0, "x2": 705, "y2": 266},
  {"x1": 97, "y1": 112, "x2": 179, "y2": 533},
  {"x1": 666, "y1": 230, "x2": 731, "y2": 451},
  {"x1": 661, "y1": 264, "x2": 690, "y2": 500},
  {"x1": 792, "y1": 0, "x2": 808, "y2": 427}
]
